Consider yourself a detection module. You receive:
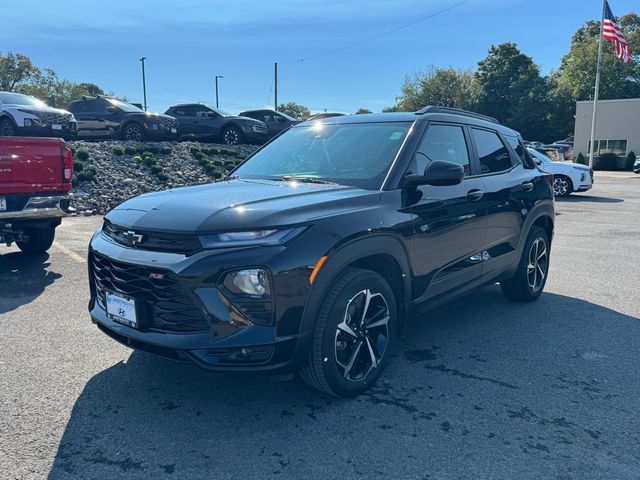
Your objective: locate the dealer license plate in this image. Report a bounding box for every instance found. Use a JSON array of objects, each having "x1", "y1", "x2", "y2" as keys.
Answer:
[
  {"x1": 0, "y1": 197, "x2": 5, "y2": 211},
  {"x1": 52, "y1": 124, "x2": 62, "y2": 130},
  {"x1": 106, "y1": 291, "x2": 138, "y2": 328}
]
